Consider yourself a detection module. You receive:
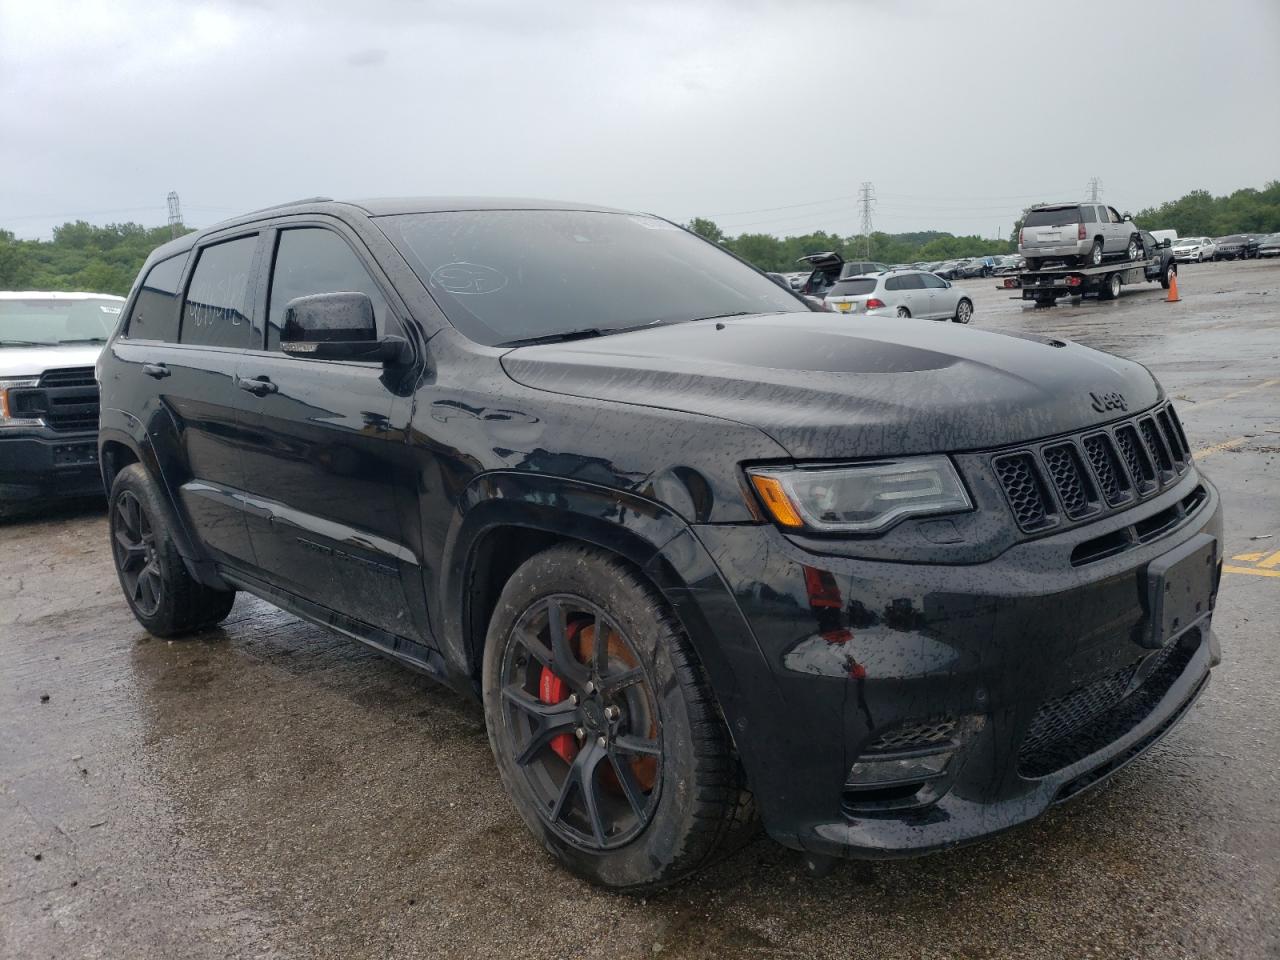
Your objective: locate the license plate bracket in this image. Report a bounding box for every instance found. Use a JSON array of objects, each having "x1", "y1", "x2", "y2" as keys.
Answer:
[{"x1": 1145, "y1": 532, "x2": 1216, "y2": 649}]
